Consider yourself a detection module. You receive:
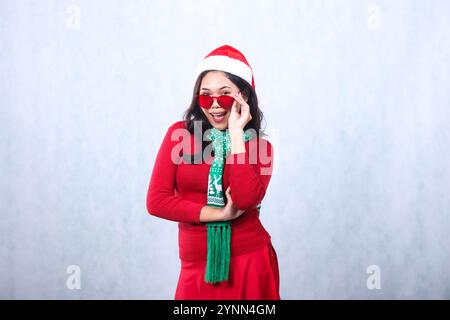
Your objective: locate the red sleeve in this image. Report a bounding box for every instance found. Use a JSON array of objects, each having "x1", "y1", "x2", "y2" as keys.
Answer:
[
  {"x1": 225, "y1": 138, "x2": 274, "y2": 211},
  {"x1": 146, "y1": 121, "x2": 204, "y2": 224}
]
